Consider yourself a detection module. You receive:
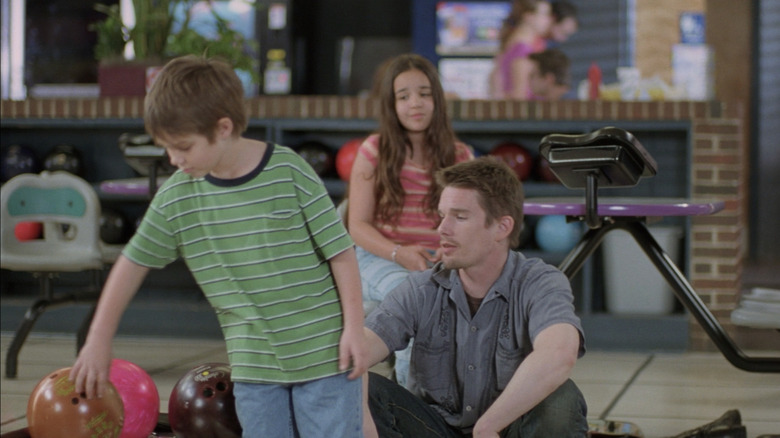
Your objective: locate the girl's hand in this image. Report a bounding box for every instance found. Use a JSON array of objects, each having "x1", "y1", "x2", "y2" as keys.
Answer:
[
  {"x1": 430, "y1": 247, "x2": 443, "y2": 264},
  {"x1": 394, "y1": 244, "x2": 435, "y2": 271}
]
